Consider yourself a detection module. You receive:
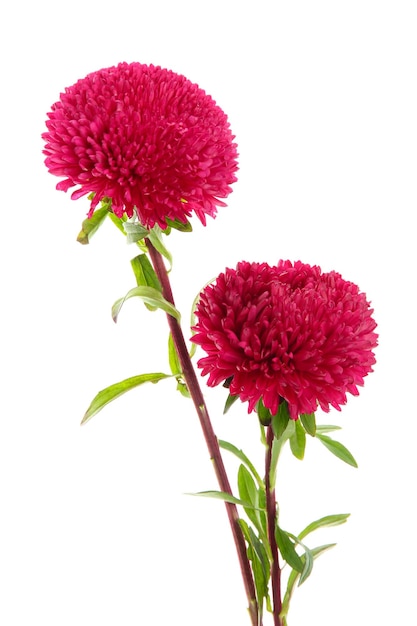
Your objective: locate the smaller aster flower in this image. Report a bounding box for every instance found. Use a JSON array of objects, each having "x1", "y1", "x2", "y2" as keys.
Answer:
[
  {"x1": 42, "y1": 62, "x2": 238, "y2": 230},
  {"x1": 192, "y1": 260, "x2": 378, "y2": 420}
]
